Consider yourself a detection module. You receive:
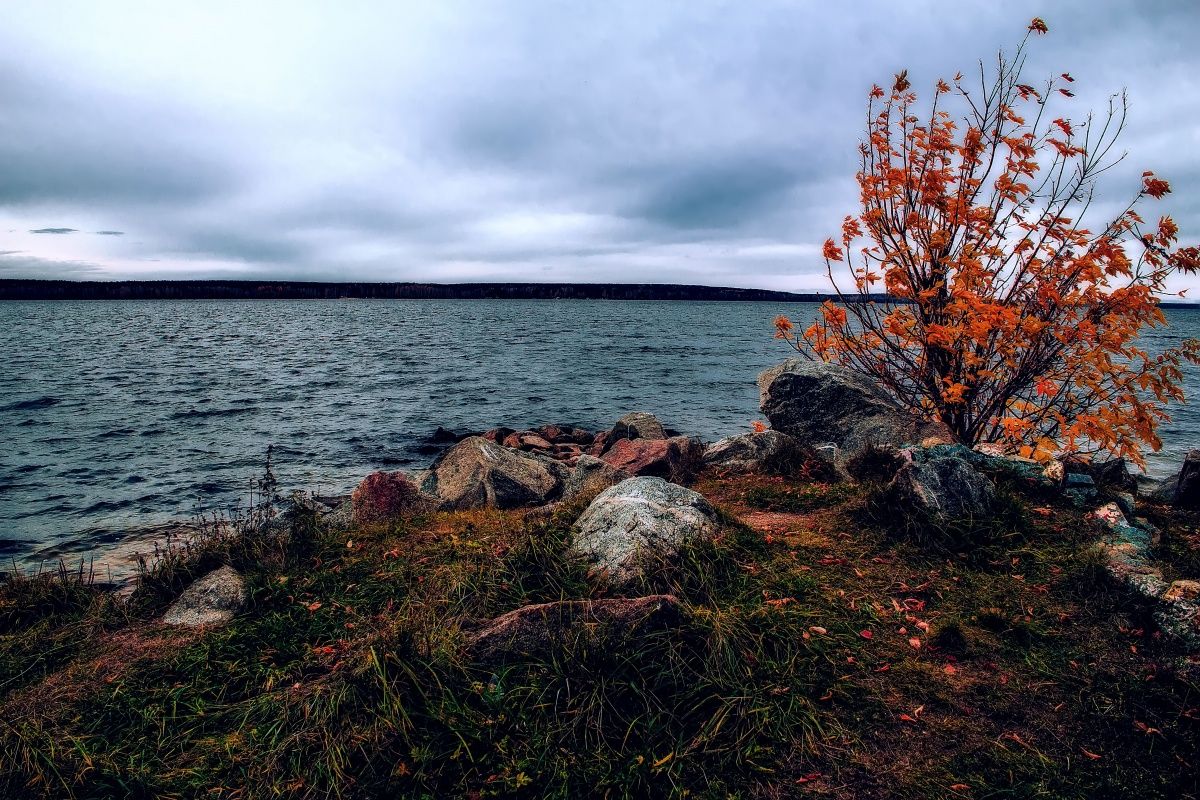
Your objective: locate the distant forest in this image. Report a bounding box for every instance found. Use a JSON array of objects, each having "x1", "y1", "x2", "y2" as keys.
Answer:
[
  {"x1": 0, "y1": 279, "x2": 864, "y2": 302},
  {"x1": 2, "y1": 280, "x2": 1196, "y2": 306}
]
